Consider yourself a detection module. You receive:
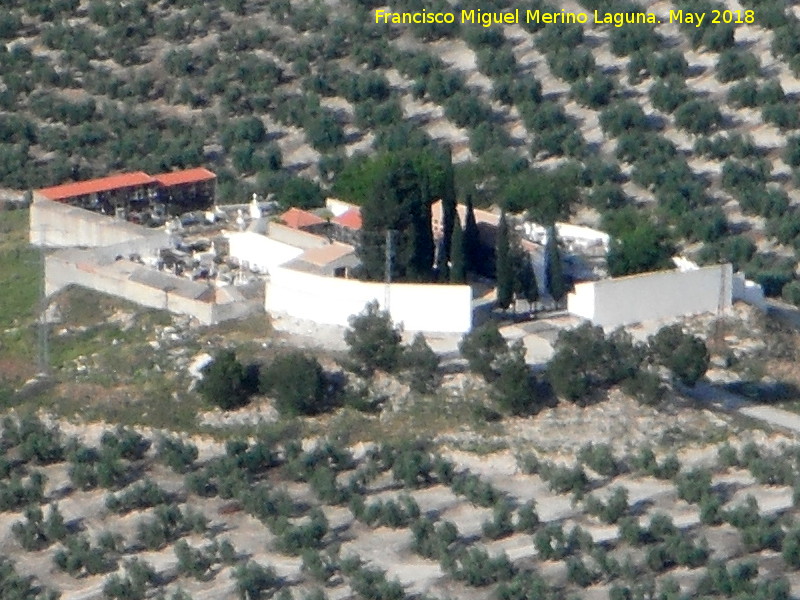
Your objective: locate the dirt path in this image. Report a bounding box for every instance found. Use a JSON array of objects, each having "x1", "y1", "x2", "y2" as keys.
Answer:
[{"x1": 686, "y1": 382, "x2": 800, "y2": 436}]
